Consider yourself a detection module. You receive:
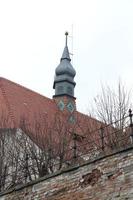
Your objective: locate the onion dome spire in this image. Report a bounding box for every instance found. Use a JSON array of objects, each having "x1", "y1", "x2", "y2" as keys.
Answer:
[{"x1": 53, "y1": 32, "x2": 76, "y2": 98}]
